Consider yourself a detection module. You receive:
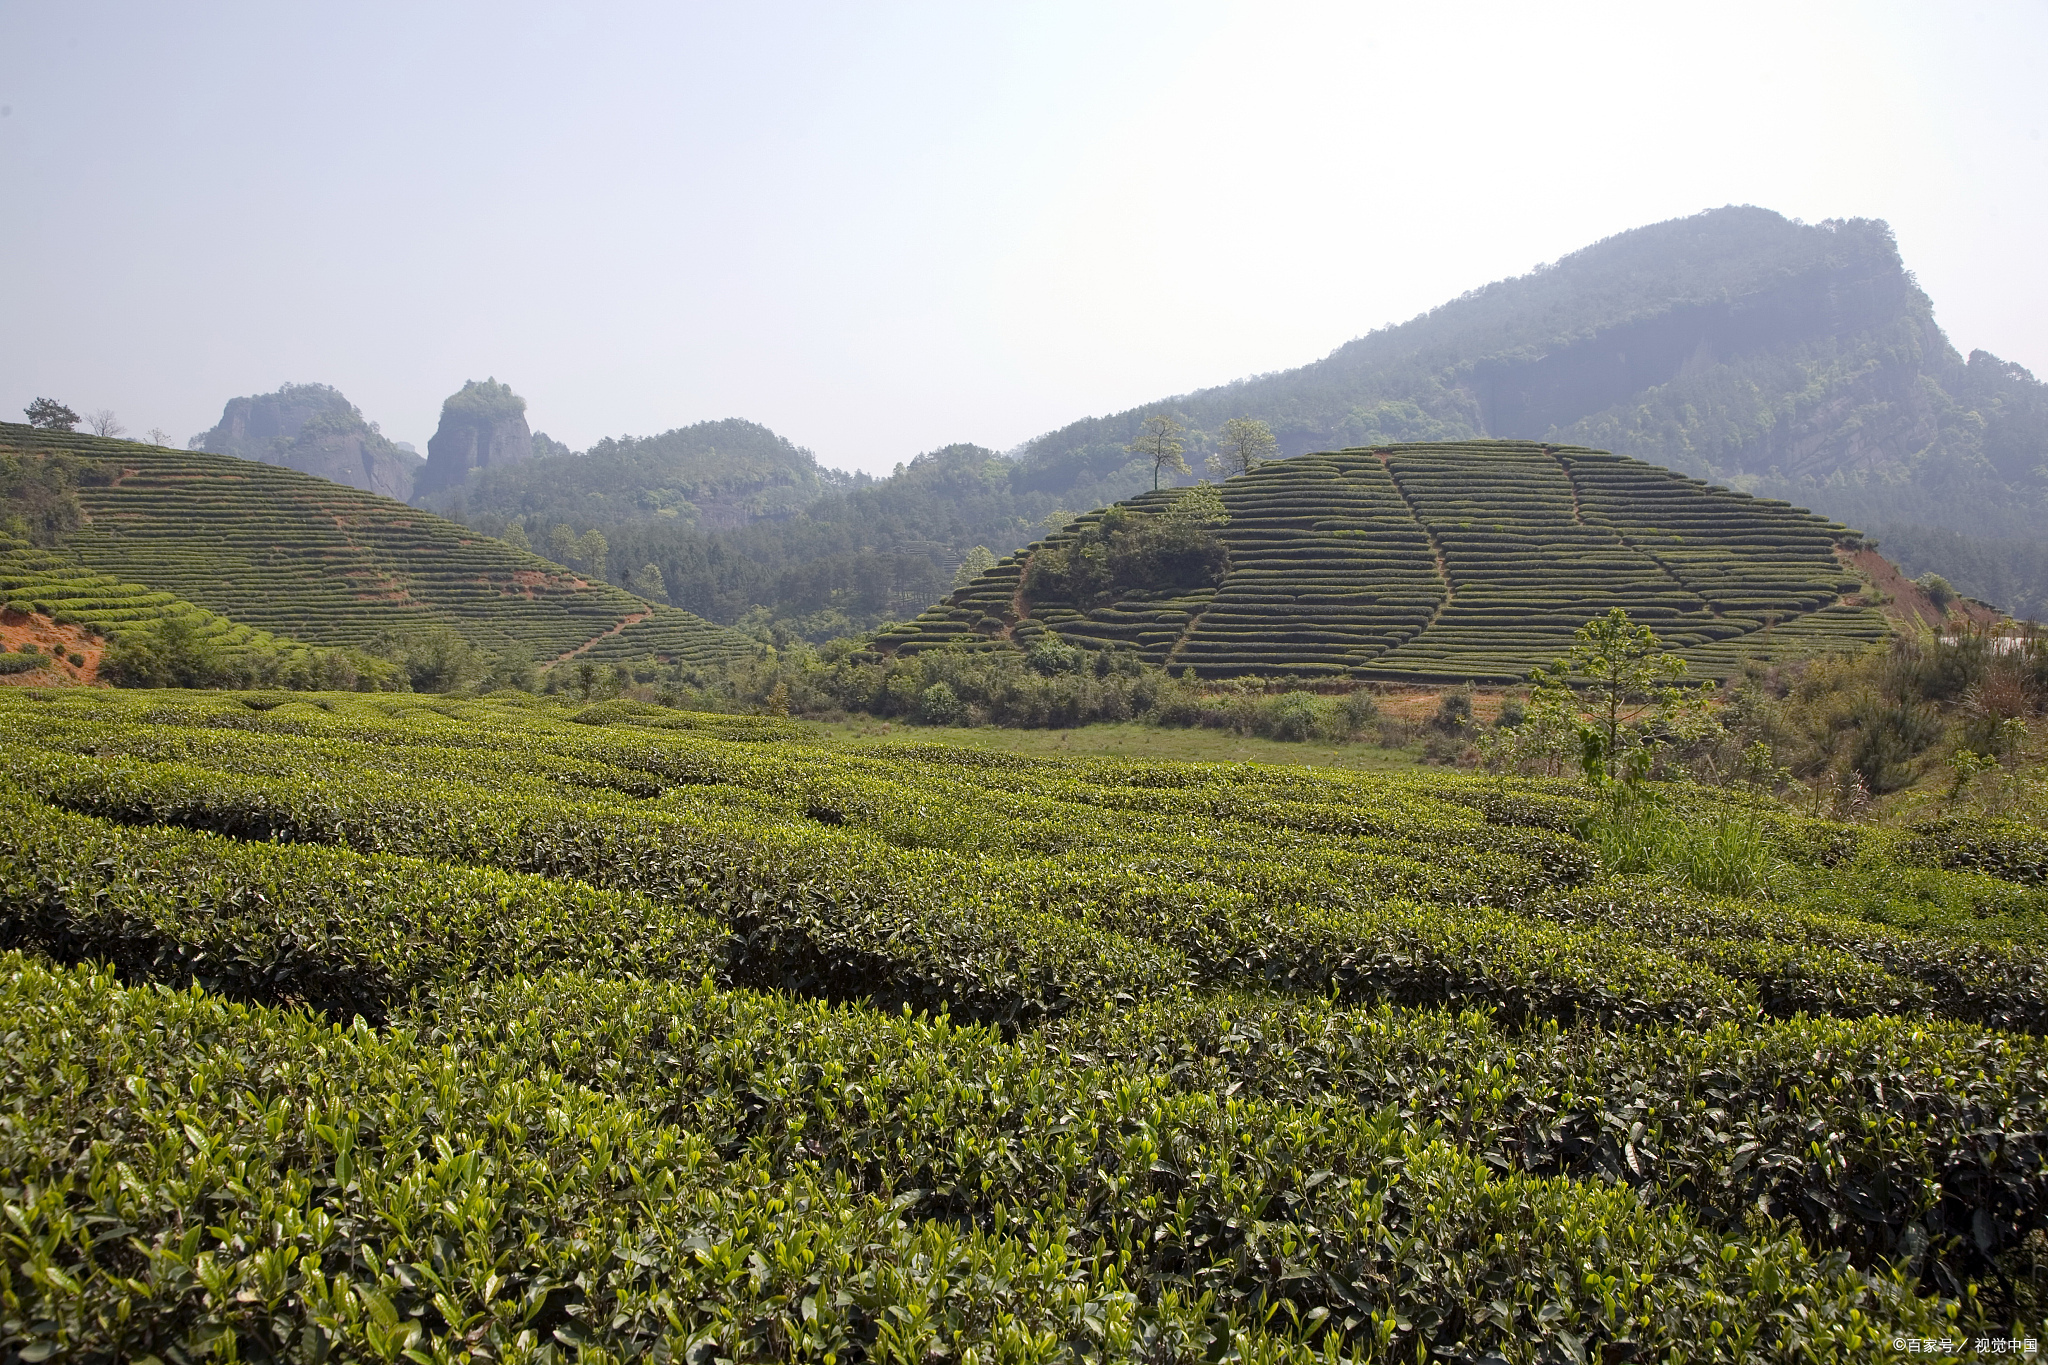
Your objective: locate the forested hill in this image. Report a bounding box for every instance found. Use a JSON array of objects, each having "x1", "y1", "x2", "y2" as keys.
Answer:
[
  {"x1": 441, "y1": 434, "x2": 1151, "y2": 642},
  {"x1": 1012, "y1": 206, "x2": 2048, "y2": 615},
  {"x1": 419, "y1": 418, "x2": 848, "y2": 532}
]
